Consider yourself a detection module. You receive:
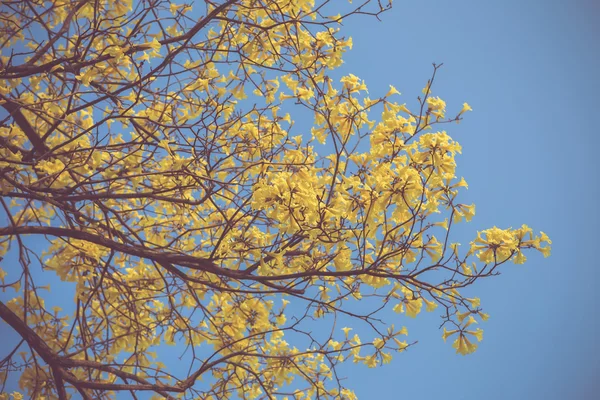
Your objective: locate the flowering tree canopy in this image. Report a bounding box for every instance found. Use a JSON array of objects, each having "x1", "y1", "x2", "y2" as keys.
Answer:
[{"x1": 0, "y1": 0, "x2": 551, "y2": 398}]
